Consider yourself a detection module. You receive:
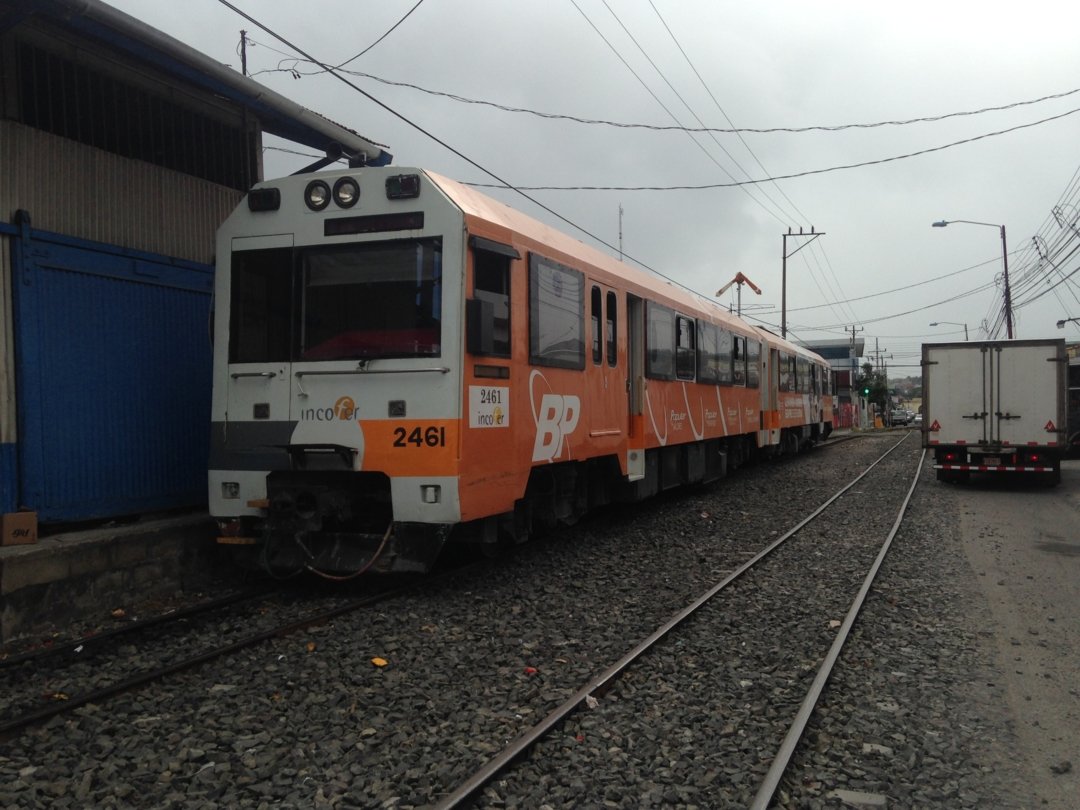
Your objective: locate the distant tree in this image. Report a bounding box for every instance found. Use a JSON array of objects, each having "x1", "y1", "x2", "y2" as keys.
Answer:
[{"x1": 856, "y1": 369, "x2": 887, "y2": 412}]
